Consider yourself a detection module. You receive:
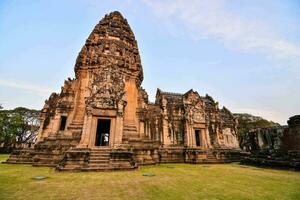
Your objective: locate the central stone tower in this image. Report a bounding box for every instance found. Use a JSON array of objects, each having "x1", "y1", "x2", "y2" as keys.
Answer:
[{"x1": 71, "y1": 11, "x2": 144, "y2": 148}]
